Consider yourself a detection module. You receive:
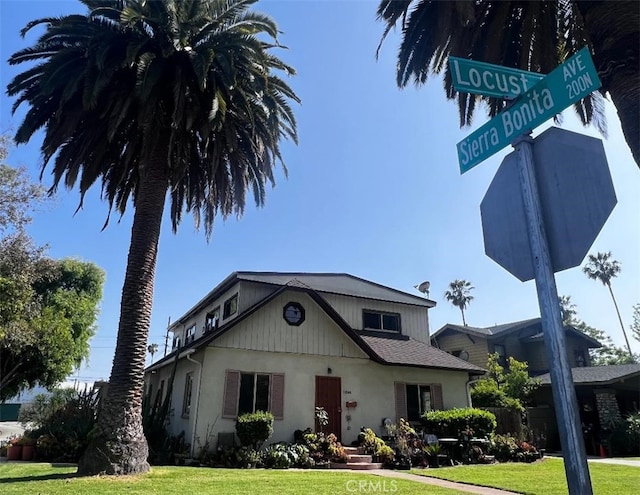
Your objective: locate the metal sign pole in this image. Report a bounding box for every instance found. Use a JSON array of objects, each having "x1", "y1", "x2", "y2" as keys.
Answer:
[{"x1": 513, "y1": 134, "x2": 593, "y2": 495}]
